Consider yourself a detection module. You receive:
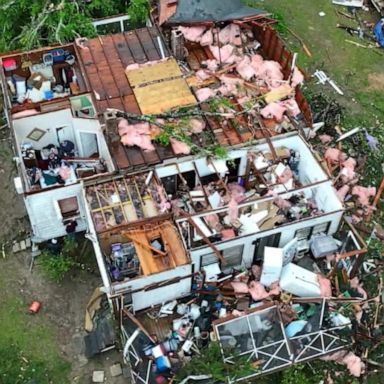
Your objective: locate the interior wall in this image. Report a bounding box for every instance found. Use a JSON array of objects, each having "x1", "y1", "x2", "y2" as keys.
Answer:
[{"x1": 13, "y1": 108, "x2": 74, "y2": 149}]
